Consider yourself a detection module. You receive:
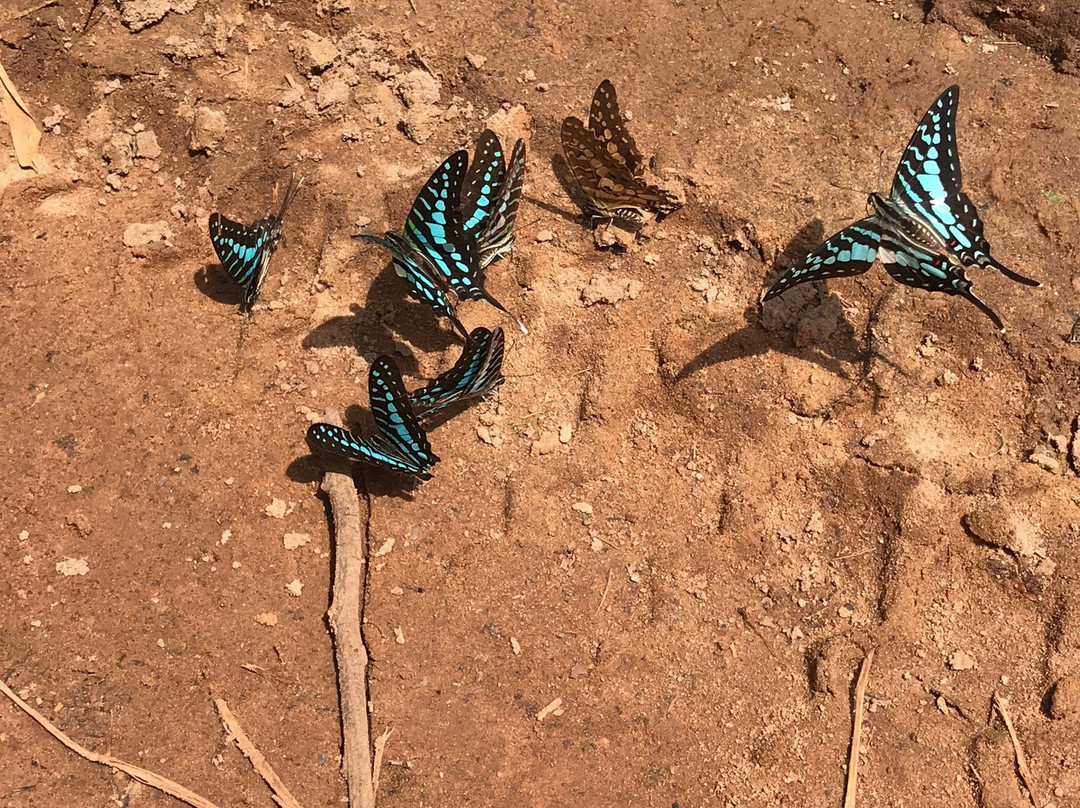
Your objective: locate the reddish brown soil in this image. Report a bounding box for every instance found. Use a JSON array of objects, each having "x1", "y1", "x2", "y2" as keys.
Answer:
[{"x1": 2, "y1": 1, "x2": 1080, "y2": 807}]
